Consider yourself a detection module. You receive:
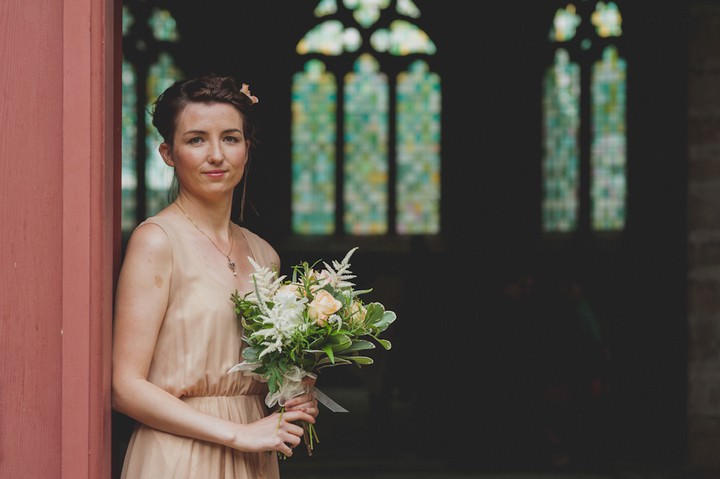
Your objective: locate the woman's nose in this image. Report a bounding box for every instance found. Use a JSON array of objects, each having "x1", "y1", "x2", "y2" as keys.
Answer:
[{"x1": 207, "y1": 140, "x2": 224, "y2": 163}]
